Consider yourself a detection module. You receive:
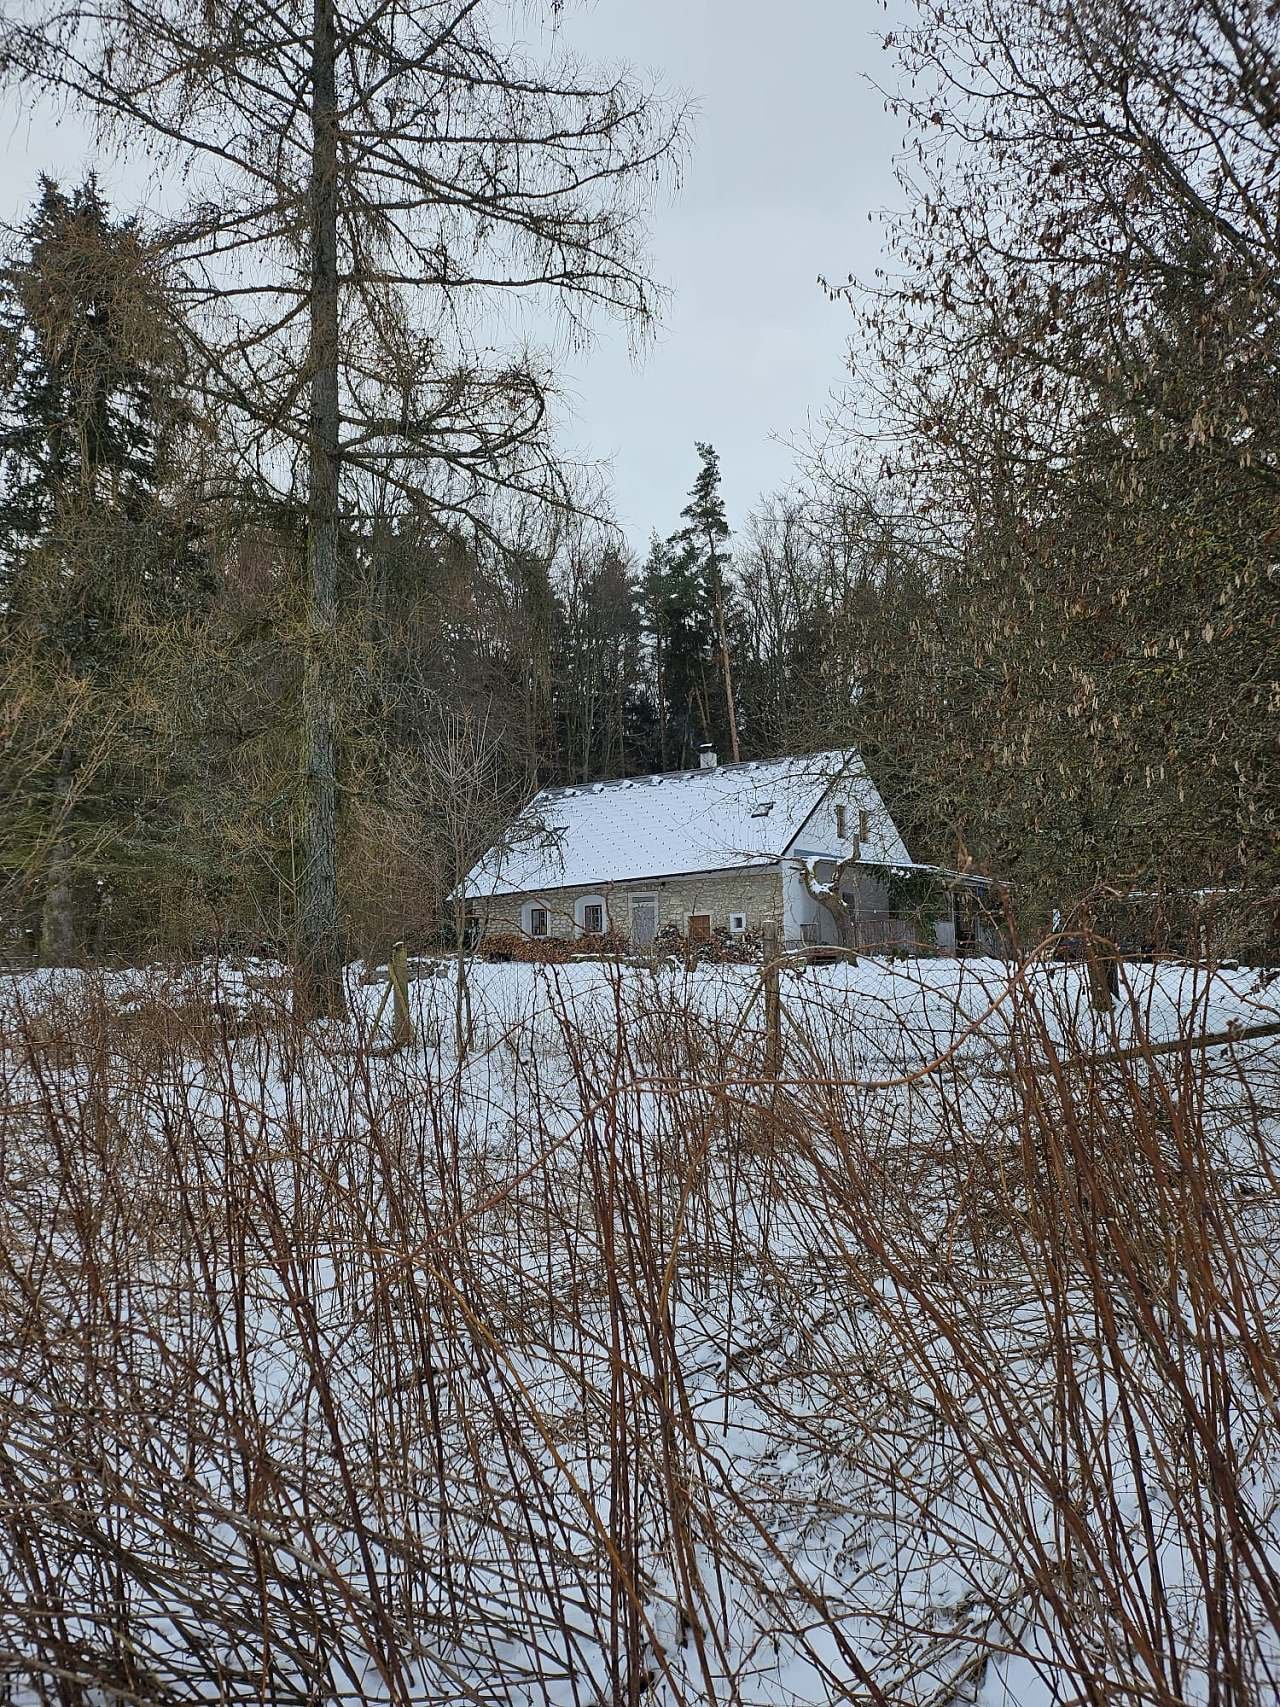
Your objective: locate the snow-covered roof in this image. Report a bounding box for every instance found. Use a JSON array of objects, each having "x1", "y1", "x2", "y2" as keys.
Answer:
[{"x1": 464, "y1": 750, "x2": 911, "y2": 898}]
